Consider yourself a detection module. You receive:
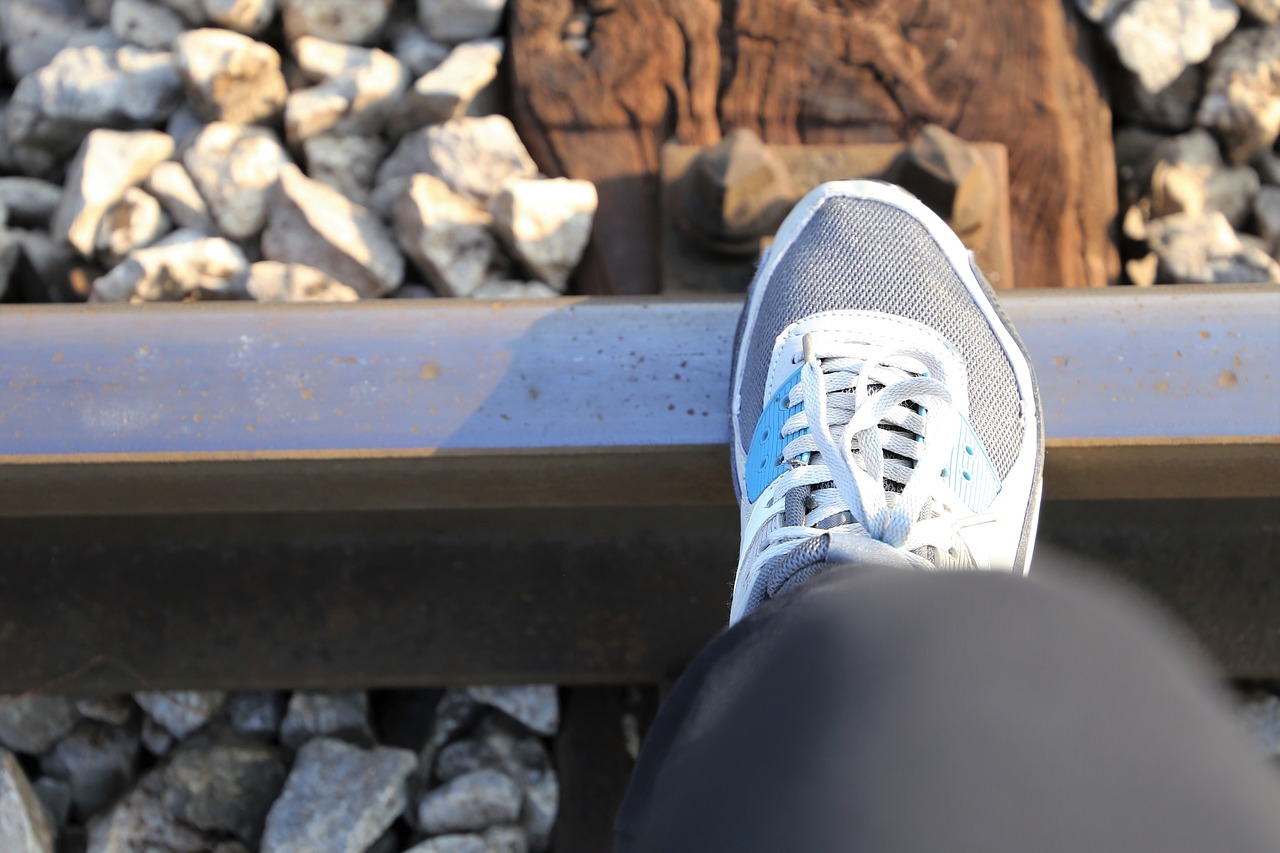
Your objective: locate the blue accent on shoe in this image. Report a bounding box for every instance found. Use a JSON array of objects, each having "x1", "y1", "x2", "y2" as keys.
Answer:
[
  {"x1": 942, "y1": 411, "x2": 1001, "y2": 512},
  {"x1": 746, "y1": 366, "x2": 811, "y2": 502}
]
